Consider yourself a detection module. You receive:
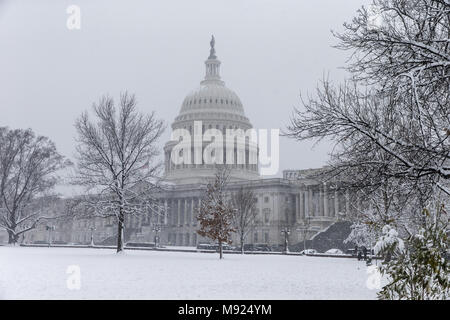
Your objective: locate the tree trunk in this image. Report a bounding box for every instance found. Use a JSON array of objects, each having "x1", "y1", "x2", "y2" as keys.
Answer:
[
  {"x1": 240, "y1": 234, "x2": 244, "y2": 254},
  {"x1": 117, "y1": 211, "x2": 125, "y2": 253},
  {"x1": 8, "y1": 231, "x2": 18, "y2": 245},
  {"x1": 219, "y1": 240, "x2": 223, "y2": 259}
]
